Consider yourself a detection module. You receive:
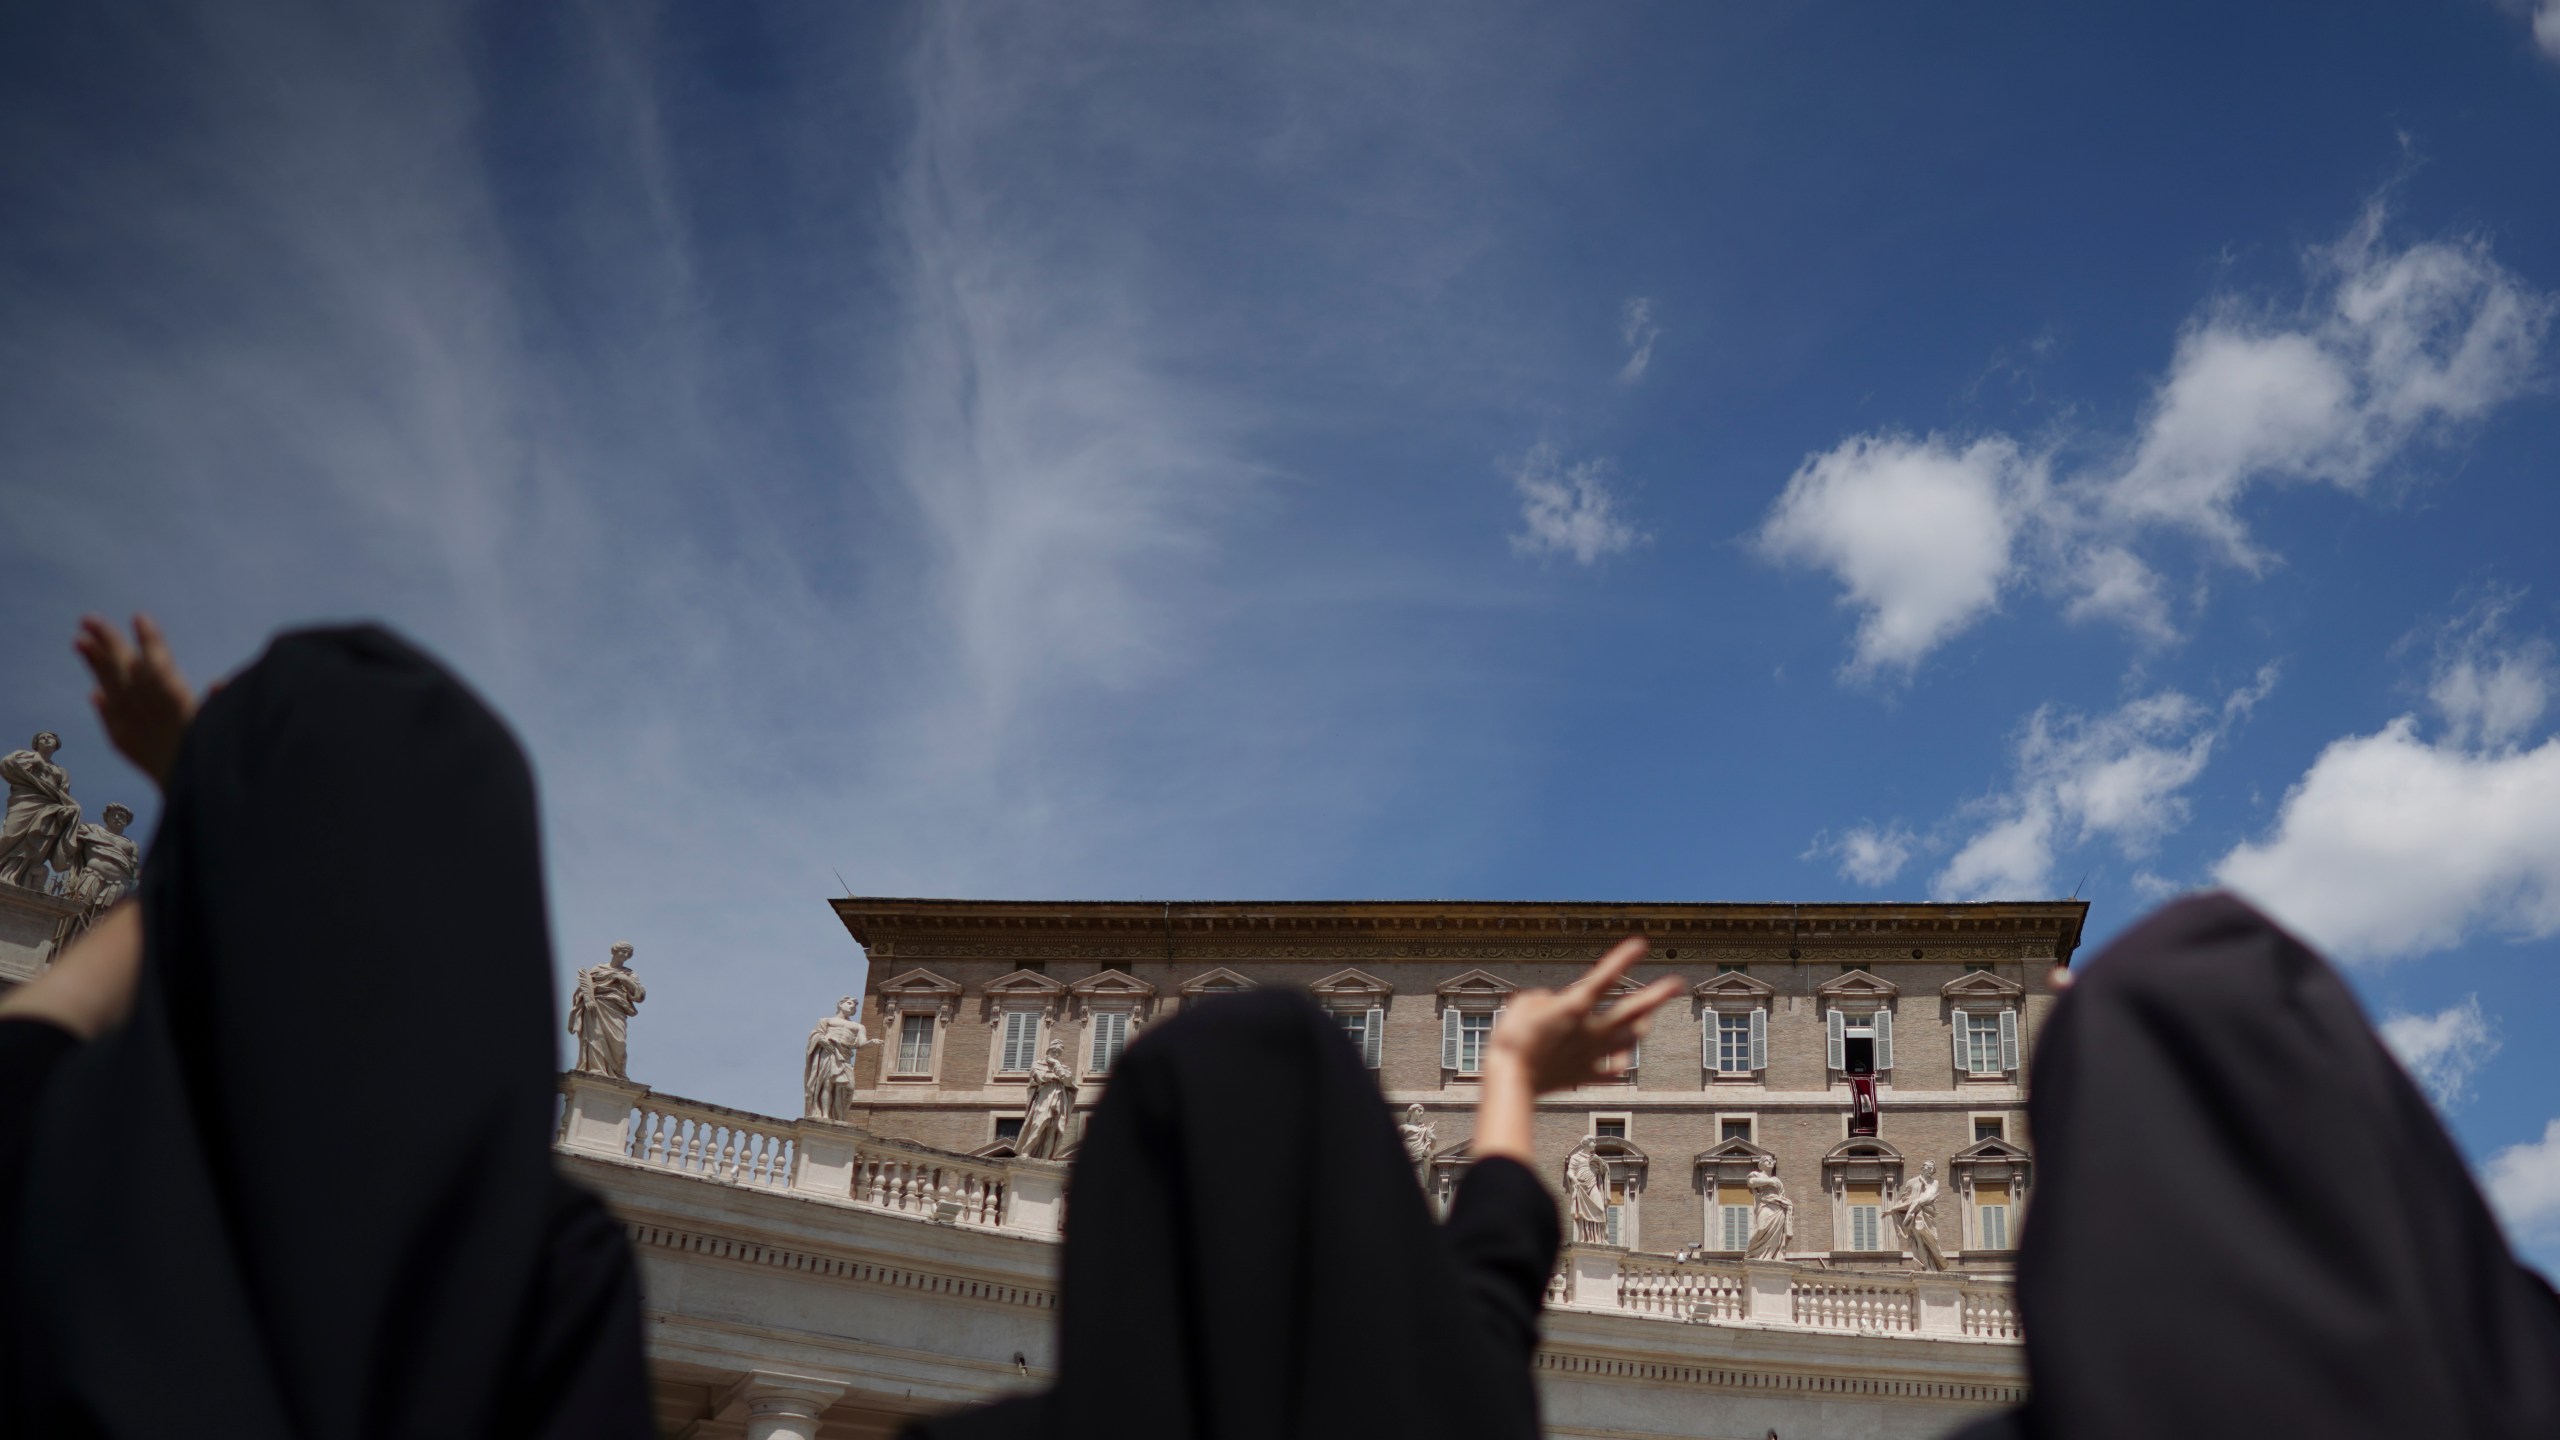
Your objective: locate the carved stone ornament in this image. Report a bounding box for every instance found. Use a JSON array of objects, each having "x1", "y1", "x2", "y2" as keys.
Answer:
[{"x1": 0, "y1": 733, "x2": 81, "y2": 893}]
